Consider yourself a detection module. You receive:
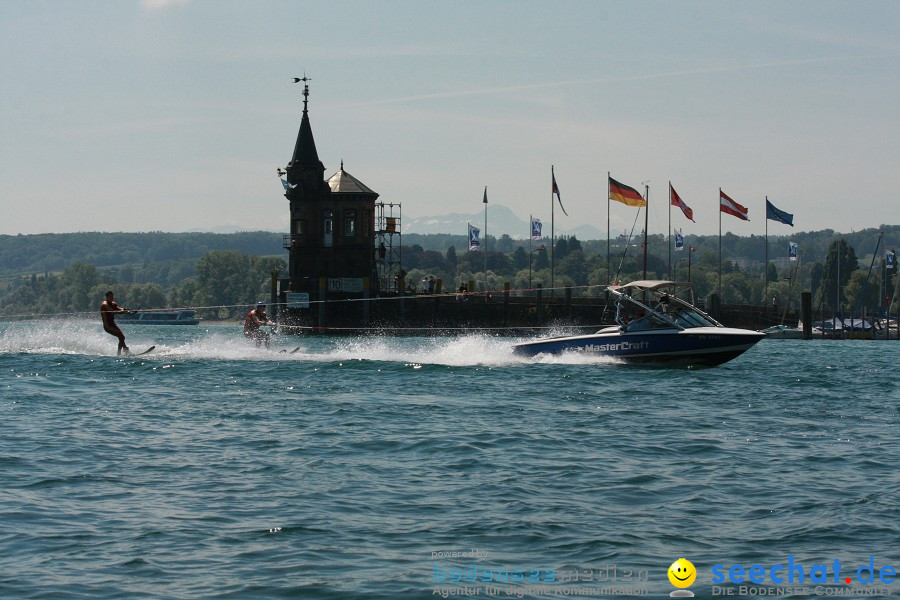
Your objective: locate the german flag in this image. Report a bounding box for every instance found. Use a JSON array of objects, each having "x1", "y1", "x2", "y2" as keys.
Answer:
[{"x1": 609, "y1": 176, "x2": 646, "y2": 207}]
